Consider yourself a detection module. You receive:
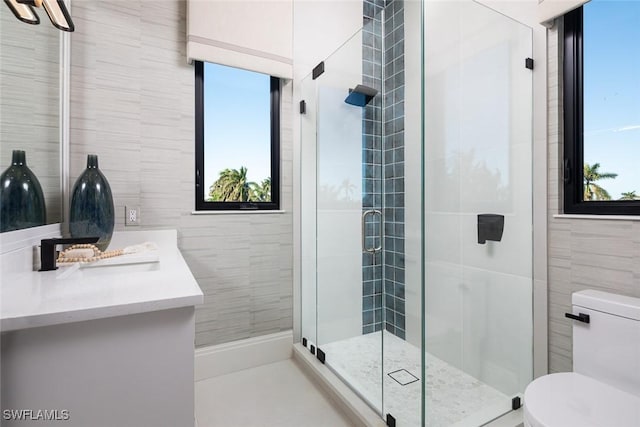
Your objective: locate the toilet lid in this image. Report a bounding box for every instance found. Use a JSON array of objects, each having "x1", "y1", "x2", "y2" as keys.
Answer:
[{"x1": 524, "y1": 372, "x2": 640, "y2": 427}]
